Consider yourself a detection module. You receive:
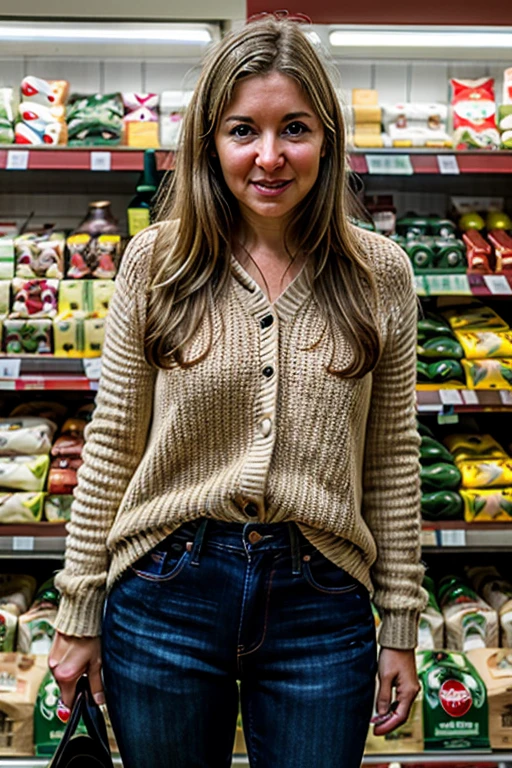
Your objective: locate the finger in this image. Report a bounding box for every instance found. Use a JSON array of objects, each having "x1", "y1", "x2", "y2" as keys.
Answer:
[
  {"x1": 376, "y1": 673, "x2": 393, "y2": 715},
  {"x1": 88, "y1": 657, "x2": 105, "y2": 706},
  {"x1": 374, "y1": 687, "x2": 418, "y2": 736},
  {"x1": 52, "y1": 645, "x2": 87, "y2": 709}
]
